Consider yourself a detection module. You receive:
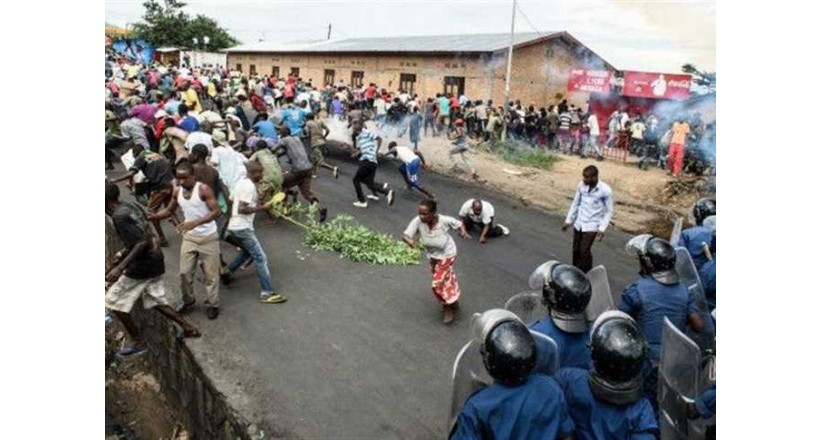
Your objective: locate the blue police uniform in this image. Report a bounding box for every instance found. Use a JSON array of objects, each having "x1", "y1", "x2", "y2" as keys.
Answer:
[
  {"x1": 695, "y1": 385, "x2": 716, "y2": 419},
  {"x1": 679, "y1": 226, "x2": 713, "y2": 270},
  {"x1": 618, "y1": 277, "x2": 697, "y2": 361},
  {"x1": 555, "y1": 368, "x2": 658, "y2": 440},
  {"x1": 451, "y1": 375, "x2": 575, "y2": 440},
  {"x1": 699, "y1": 258, "x2": 716, "y2": 311},
  {"x1": 530, "y1": 317, "x2": 592, "y2": 369}
]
